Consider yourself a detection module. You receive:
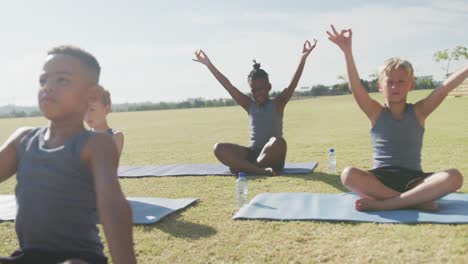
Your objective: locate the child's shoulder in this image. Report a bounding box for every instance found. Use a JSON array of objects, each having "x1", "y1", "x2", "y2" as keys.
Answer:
[
  {"x1": 88, "y1": 129, "x2": 115, "y2": 142},
  {"x1": 82, "y1": 131, "x2": 118, "y2": 158},
  {"x1": 11, "y1": 126, "x2": 39, "y2": 143}
]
